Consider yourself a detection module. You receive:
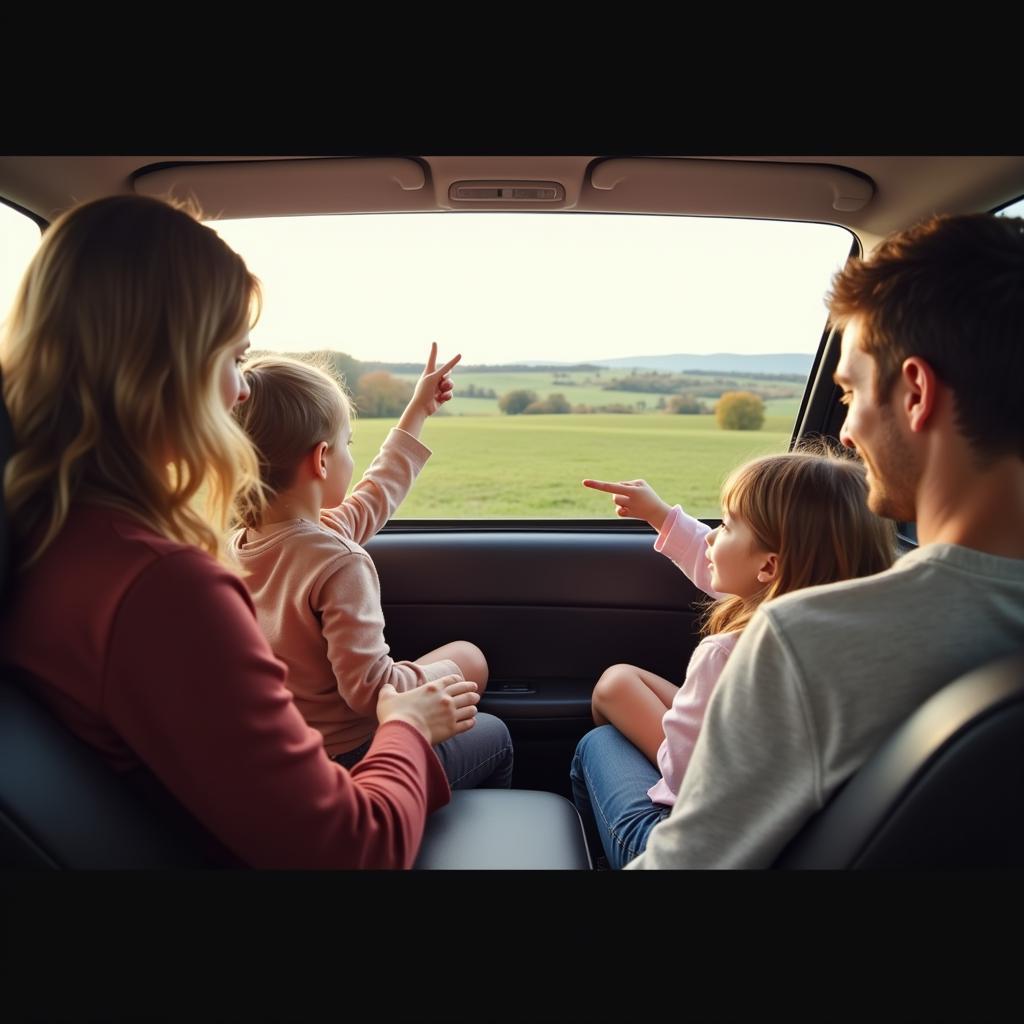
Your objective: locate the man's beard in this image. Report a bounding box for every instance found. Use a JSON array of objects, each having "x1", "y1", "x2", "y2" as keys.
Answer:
[{"x1": 863, "y1": 410, "x2": 918, "y2": 523}]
